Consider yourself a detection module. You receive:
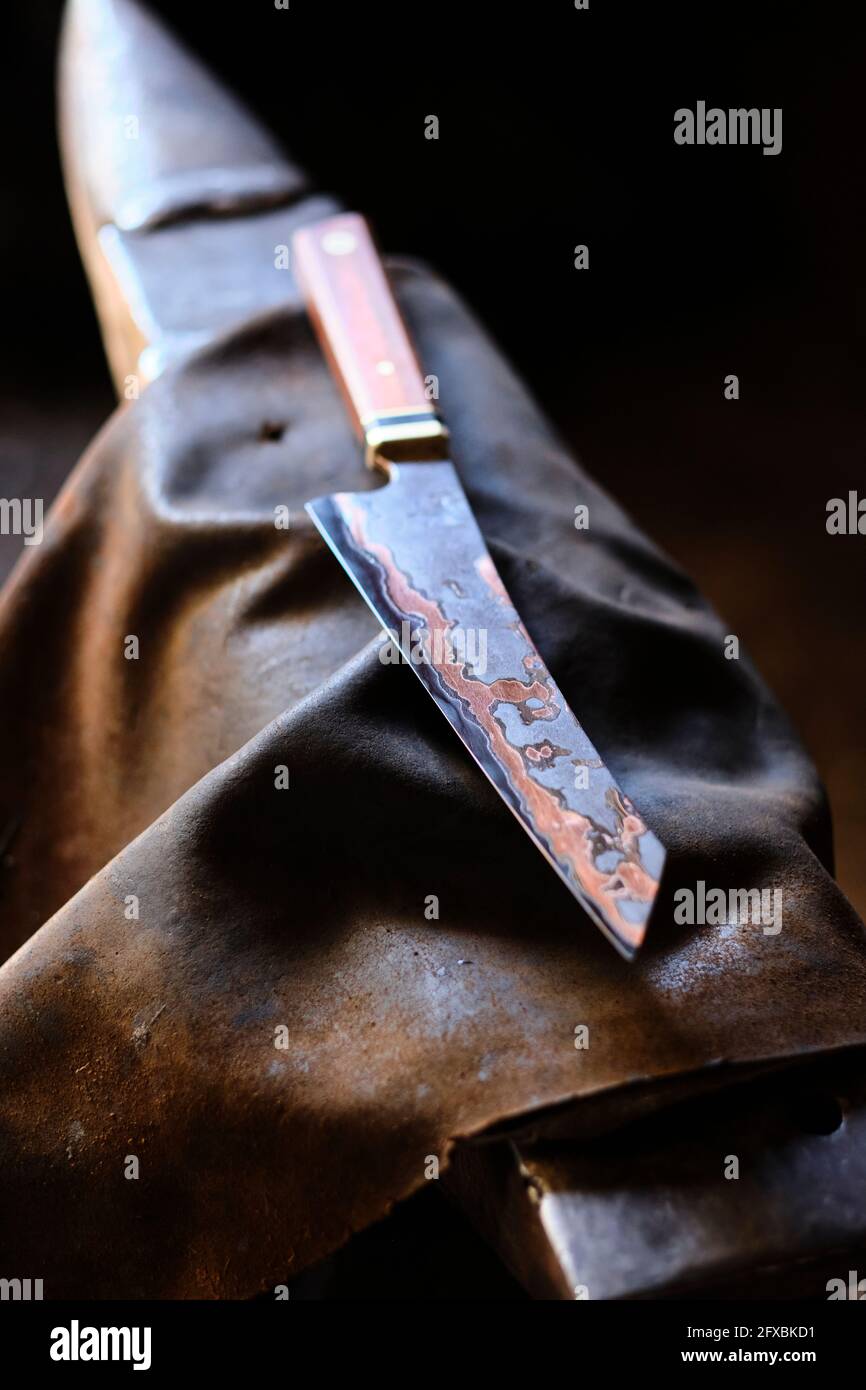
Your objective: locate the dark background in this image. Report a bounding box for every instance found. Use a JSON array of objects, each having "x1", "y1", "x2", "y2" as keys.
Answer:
[
  {"x1": 0, "y1": 0, "x2": 863, "y2": 1300},
  {"x1": 1, "y1": 6, "x2": 863, "y2": 897}
]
